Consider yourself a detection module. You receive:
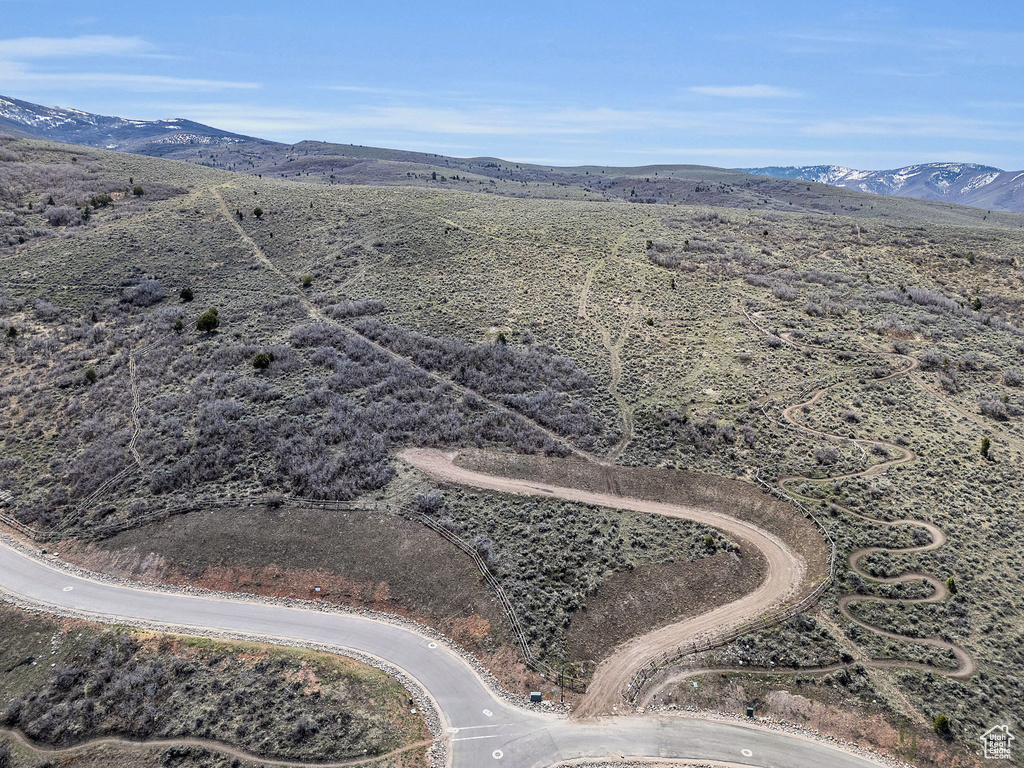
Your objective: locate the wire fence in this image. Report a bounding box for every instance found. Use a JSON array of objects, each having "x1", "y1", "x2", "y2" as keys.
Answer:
[
  {"x1": 417, "y1": 512, "x2": 587, "y2": 692},
  {"x1": 623, "y1": 470, "x2": 838, "y2": 703},
  {"x1": 3, "y1": 469, "x2": 837, "y2": 704}
]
